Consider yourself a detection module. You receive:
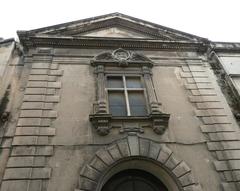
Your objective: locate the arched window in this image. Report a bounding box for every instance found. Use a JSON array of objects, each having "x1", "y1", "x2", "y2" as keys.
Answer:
[{"x1": 102, "y1": 169, "x2": 168, "y2": 191}]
